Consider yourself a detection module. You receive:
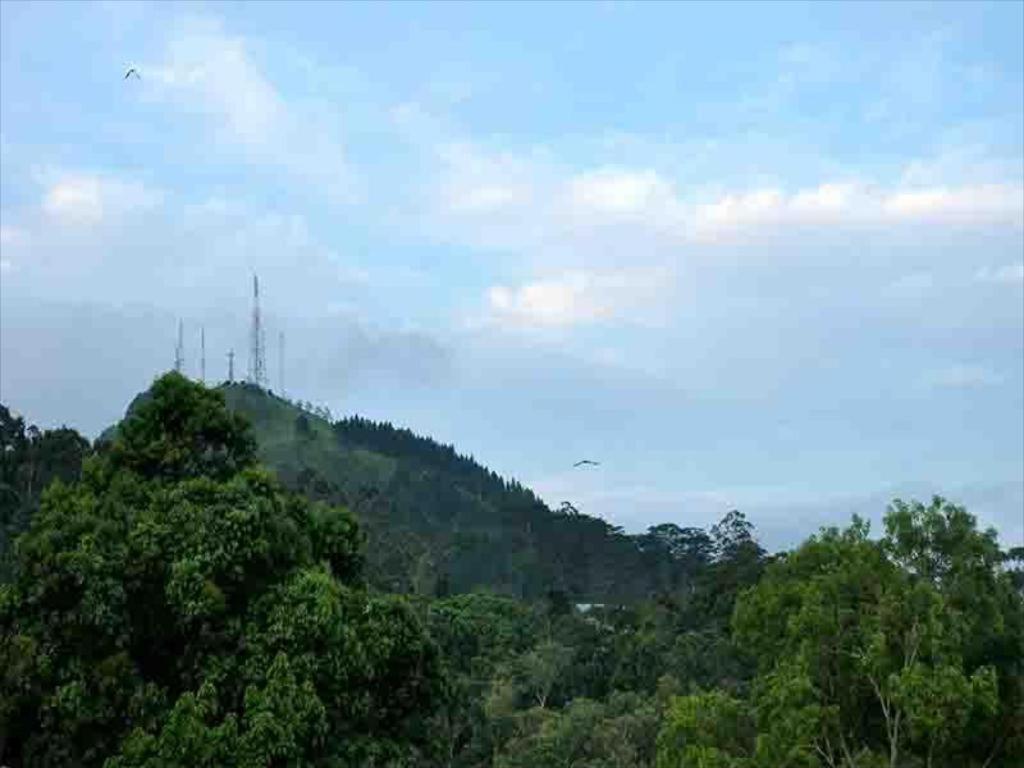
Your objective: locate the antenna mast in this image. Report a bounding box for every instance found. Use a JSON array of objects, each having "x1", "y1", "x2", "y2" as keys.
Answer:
[
  {"x1": 227, "y1": 349, "x2": 235, "y2": 383},
  {"x1": 278, "y1": 331, "x2": 285, "y2": 397},
  {"x1": 200, "y1": 326, "x2": 206, "y2": 383},
  {"x1": 248, "y1": 274, "x2": 266, "y2": 388},
  {"x1": 174, "y1": 320, "x2": 184, "y2": 373}
]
